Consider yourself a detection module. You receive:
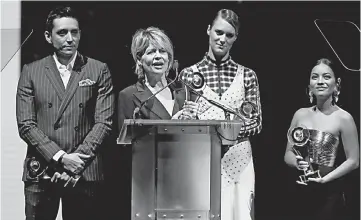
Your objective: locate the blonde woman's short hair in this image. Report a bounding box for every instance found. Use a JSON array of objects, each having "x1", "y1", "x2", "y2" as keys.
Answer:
[{"x1": 131, "y1": 26, "x2": 174, "y2": 79}]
